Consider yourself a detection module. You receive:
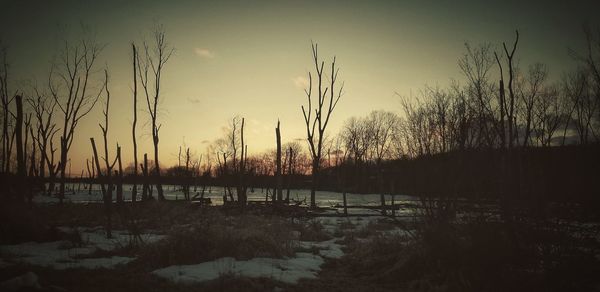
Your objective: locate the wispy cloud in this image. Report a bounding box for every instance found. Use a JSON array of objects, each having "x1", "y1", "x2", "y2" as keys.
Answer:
[
  {"x1": 194, "y1": 48, "x2": 215, "y2": 59},
  {"x1": 187, "y1": 97, "x2": 202, "y2": 104},
  {"x1": 292, "y1": 76, "x2": 309, "y2": 89}
]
